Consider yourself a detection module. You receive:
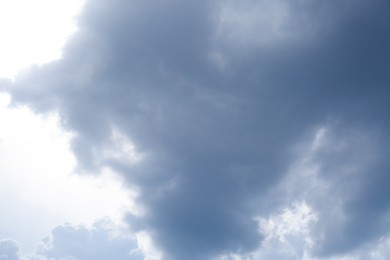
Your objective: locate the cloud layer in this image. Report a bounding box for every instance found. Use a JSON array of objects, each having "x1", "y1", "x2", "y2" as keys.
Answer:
[{"x1": 4, "y1": 0, "x2": 390, "y2": 259}]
